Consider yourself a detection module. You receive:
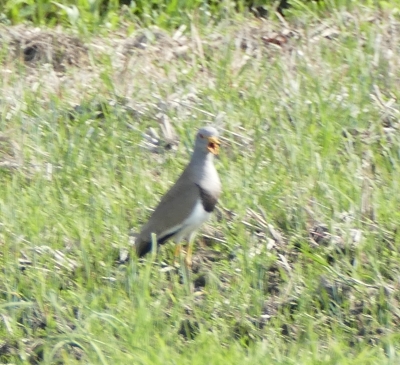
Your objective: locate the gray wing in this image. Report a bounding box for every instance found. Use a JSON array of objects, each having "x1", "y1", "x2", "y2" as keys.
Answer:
[{"x1": 135, "y1": 172, "x2": 200, "y2": 256}]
